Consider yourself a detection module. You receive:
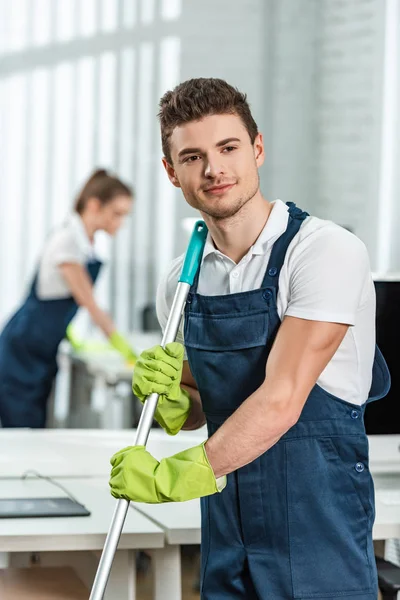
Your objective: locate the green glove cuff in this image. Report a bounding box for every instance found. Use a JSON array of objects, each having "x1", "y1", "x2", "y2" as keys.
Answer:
[
  {"x1": 132, "y1": 343, "x2": 189, "y2": 435},
  {"x1": 66, "y1": 324, "x2": 82, "y2": 351},
  {"x1": 156, "y1": 442, "x2": 225, "y2": 502},
  {"x1": 110, "y1": 331, "x2": 137, "y2": 362},
  {"x1": 109, "y1": 442, "x2": 226, "y2": 503},
  {"x1": 153, "y1": 388, "x2": 191, "y2": 436}
]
